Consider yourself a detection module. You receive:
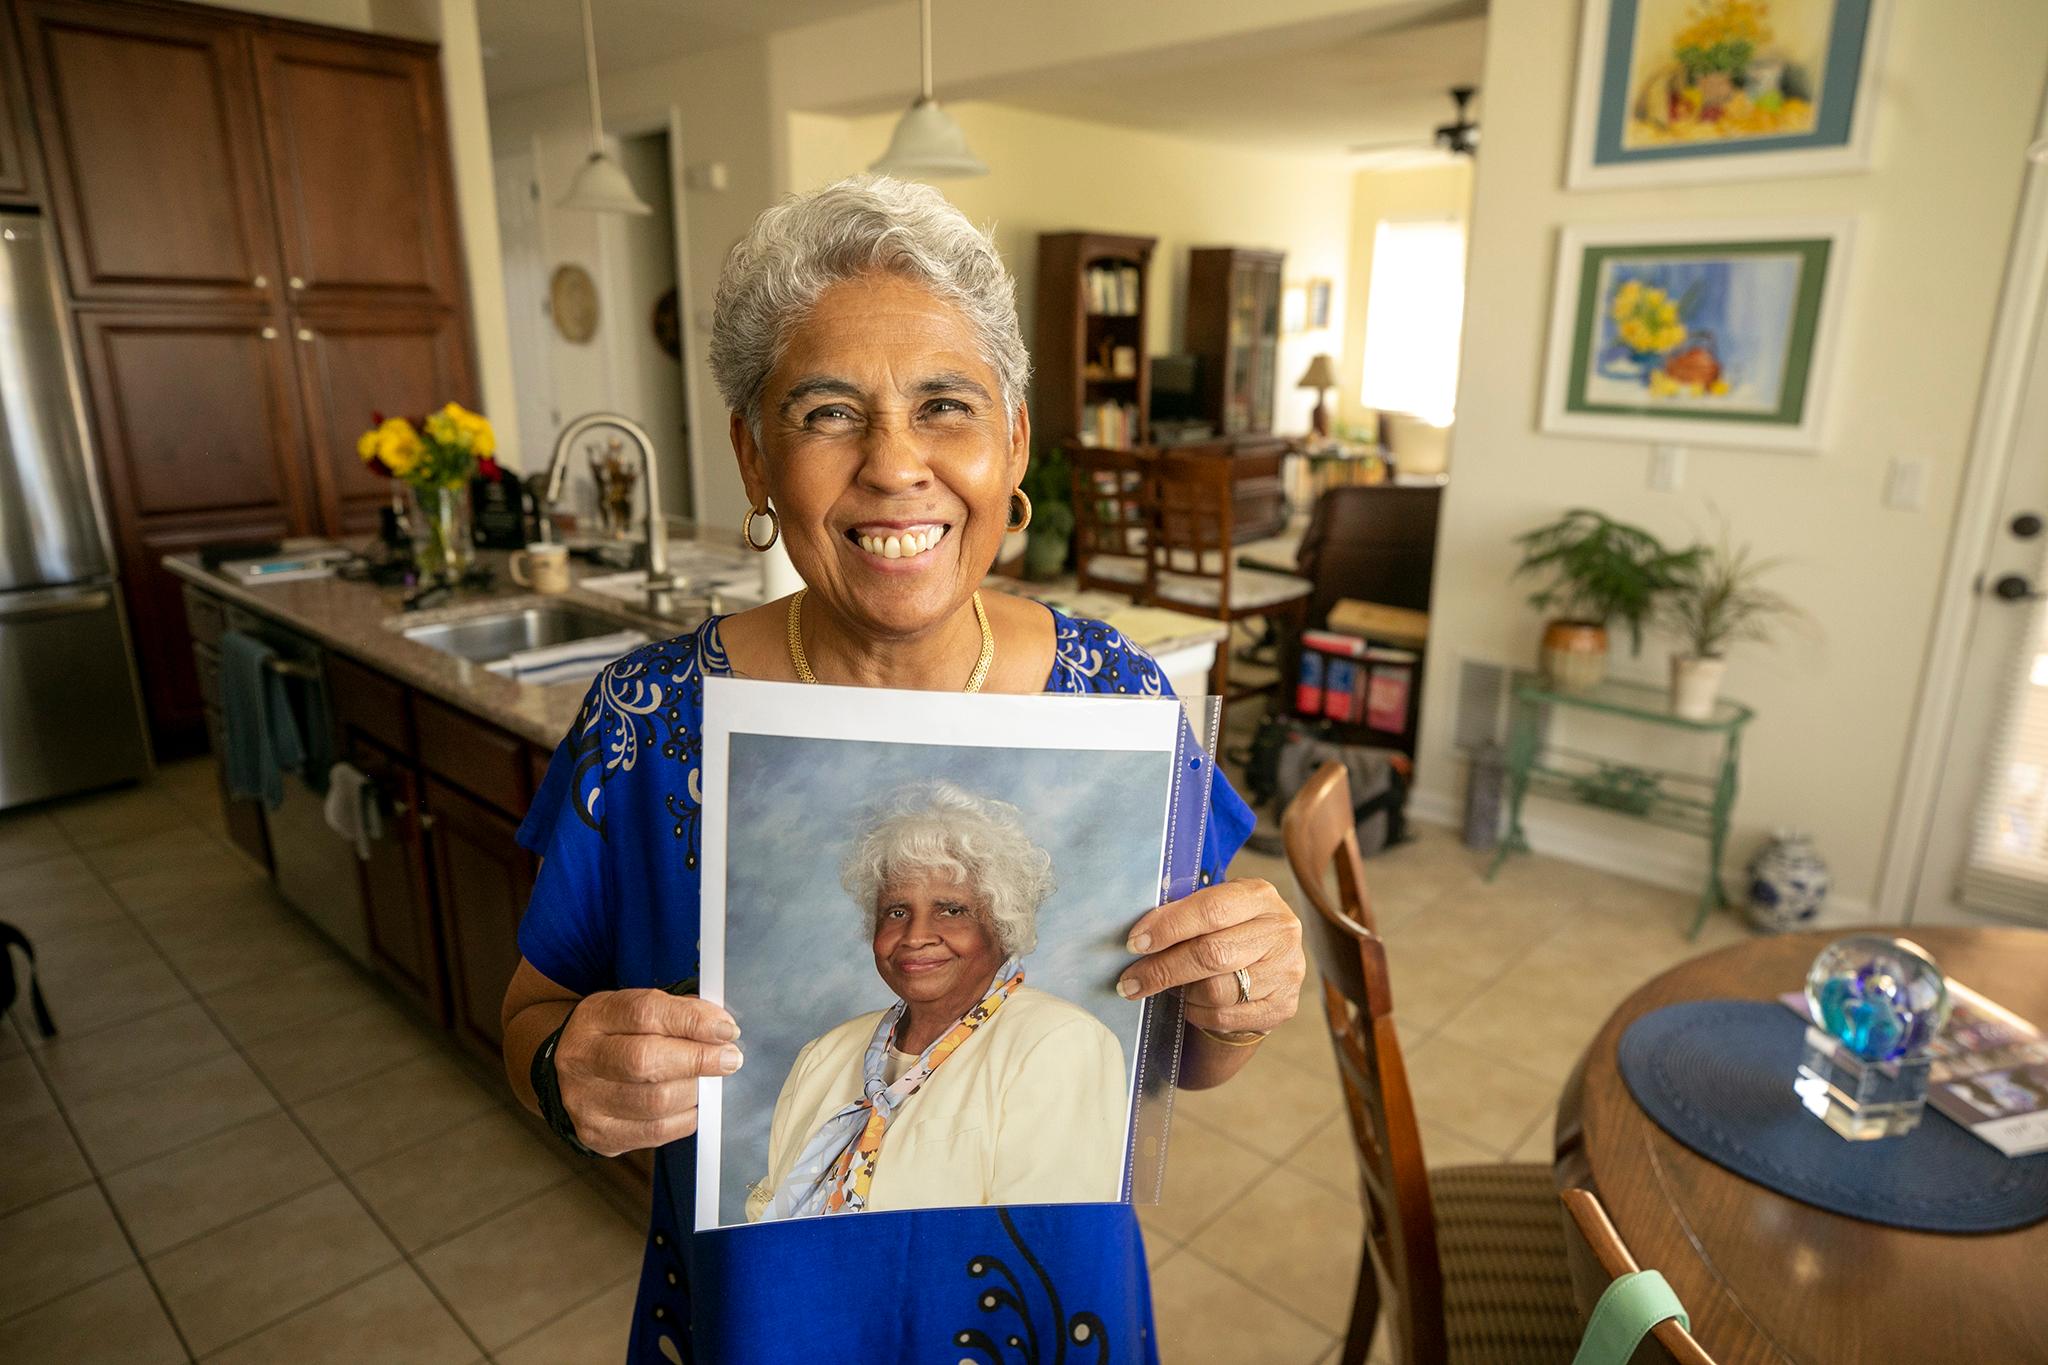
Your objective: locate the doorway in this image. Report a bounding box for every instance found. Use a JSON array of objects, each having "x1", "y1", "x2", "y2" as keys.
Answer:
[
  {"x1": 1907, "y1": 297, "x2": 2048, "y2": 928},
  {"x1": 491, "y1": 128, "x2": 692, "y2": 525}
]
